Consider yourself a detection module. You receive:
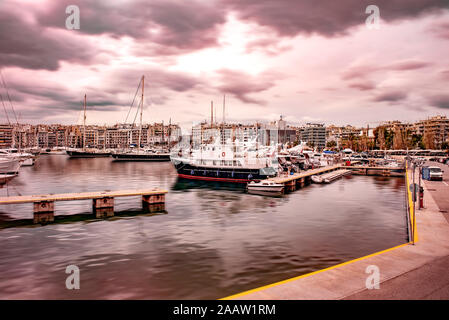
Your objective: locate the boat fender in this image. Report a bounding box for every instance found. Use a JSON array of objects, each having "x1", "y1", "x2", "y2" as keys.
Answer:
[{"x1": 222, "y1": 152, "x2": 225, "y2": 157}]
